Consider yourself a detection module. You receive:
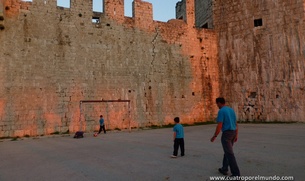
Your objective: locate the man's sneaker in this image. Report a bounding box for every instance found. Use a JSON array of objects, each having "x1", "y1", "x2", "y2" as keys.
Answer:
[
  {"x1": 171, "y1": 155, "x2": 177, "y2": 158},
  {"x1": 218, "y1": 168, "x2": 228, "y2": 175}
]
